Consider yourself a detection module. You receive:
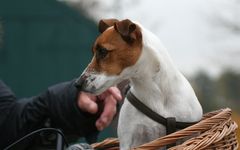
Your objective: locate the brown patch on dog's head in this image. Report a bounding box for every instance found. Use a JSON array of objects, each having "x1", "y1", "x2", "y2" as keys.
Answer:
[{"x1": 87, "y1": 19, "x2": 143, "y2": 75}]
